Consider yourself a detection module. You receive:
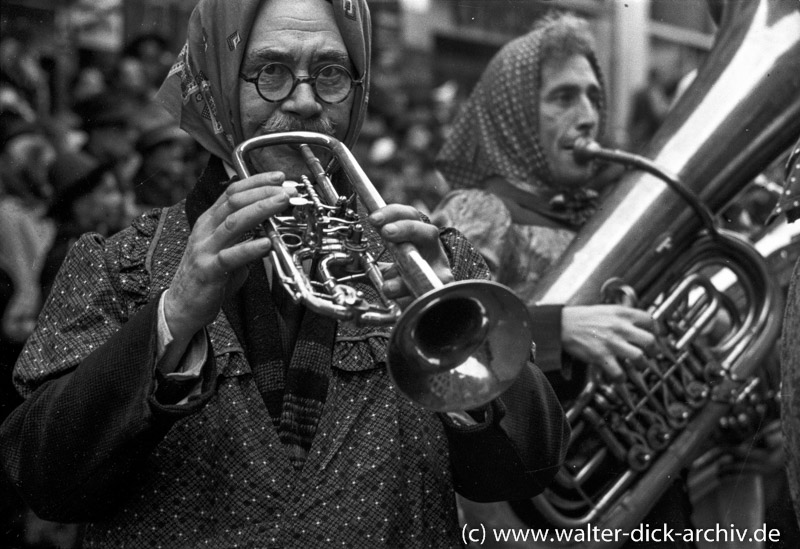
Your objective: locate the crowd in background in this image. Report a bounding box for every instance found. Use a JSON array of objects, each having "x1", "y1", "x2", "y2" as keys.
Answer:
[
  {"x1": 0, "y1": 21, "x2": 466, "y2": 547},
  {"x1": 1, "y1": 12, "x2": 794, "y2": 549}
]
